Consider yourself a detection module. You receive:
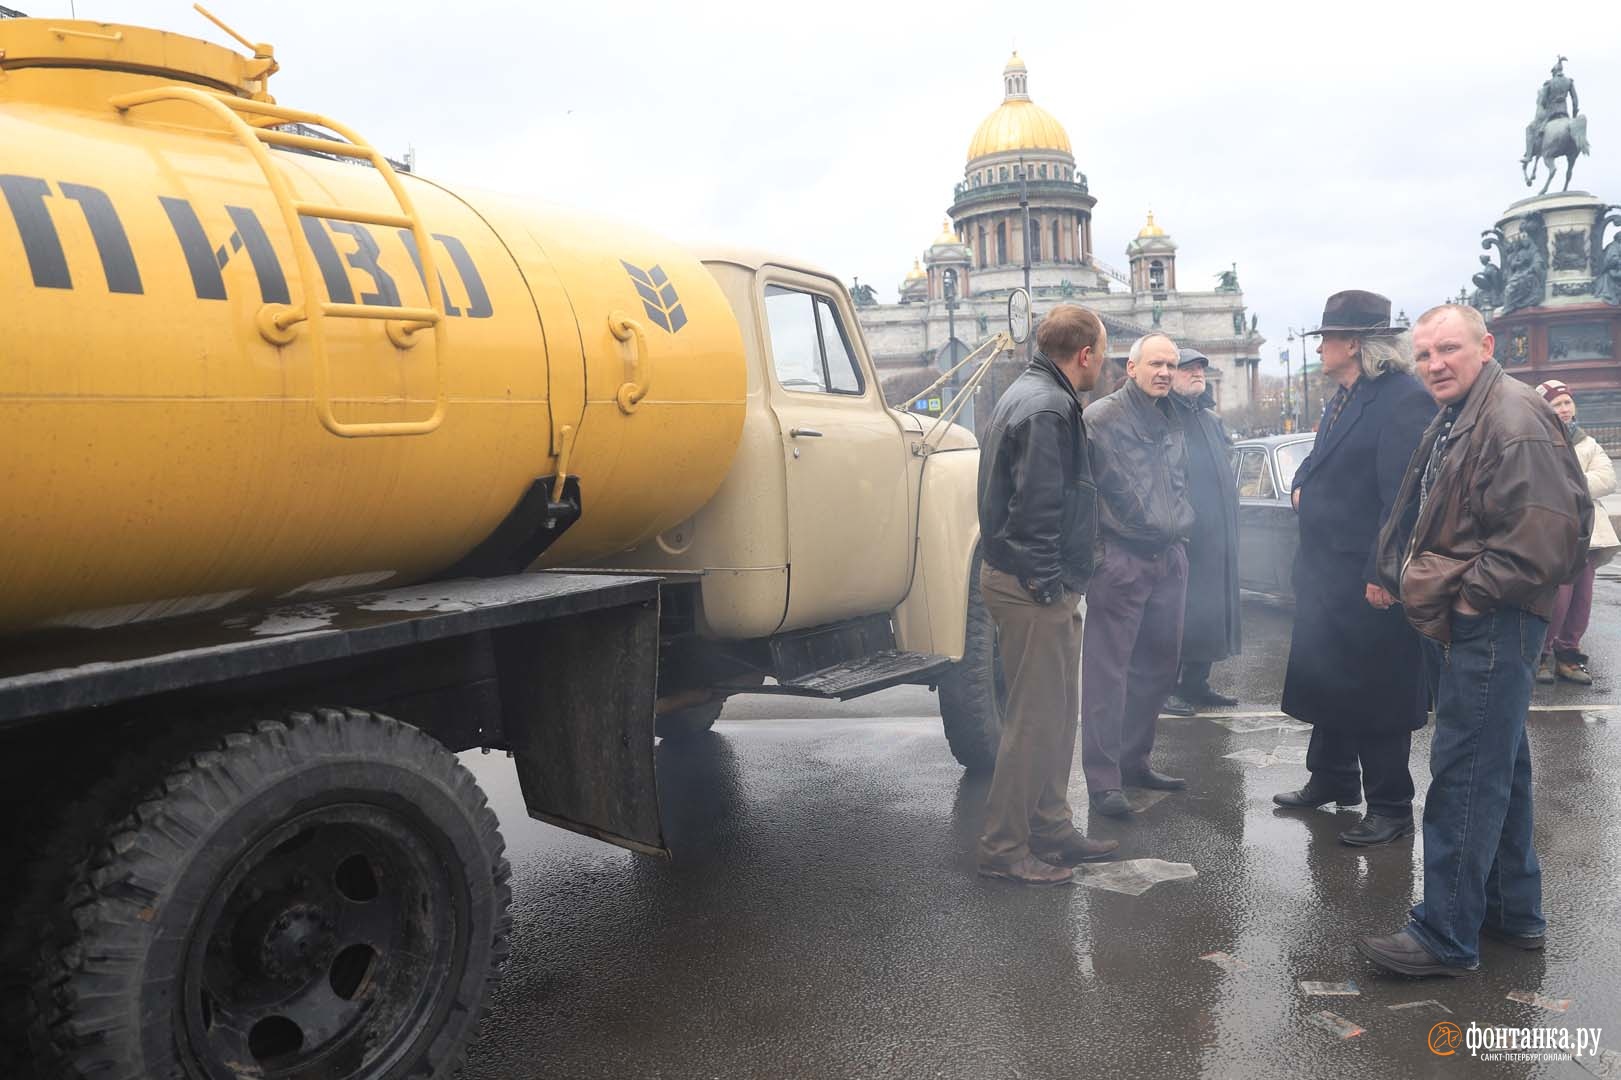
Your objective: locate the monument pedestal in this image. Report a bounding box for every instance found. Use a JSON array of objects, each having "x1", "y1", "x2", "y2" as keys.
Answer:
[{"x1": 1483, "y1": 191, "x2": 1621, "y2": 428}]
